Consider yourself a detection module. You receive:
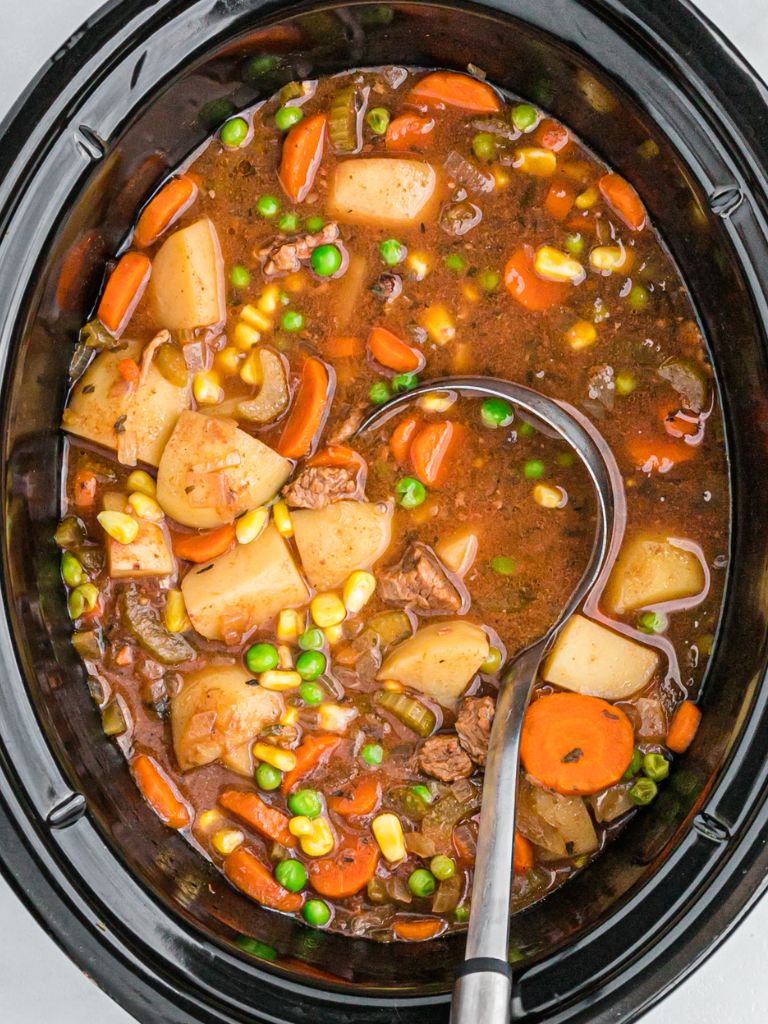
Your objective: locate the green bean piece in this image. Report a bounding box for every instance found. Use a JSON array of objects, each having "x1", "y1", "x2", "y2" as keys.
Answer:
[
  {"x1": 120, "y1": 588, "x2": 194, "y2": 664},
  {"x1": 376, "y1": 689, "x2": 436, "y2": 737}
]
